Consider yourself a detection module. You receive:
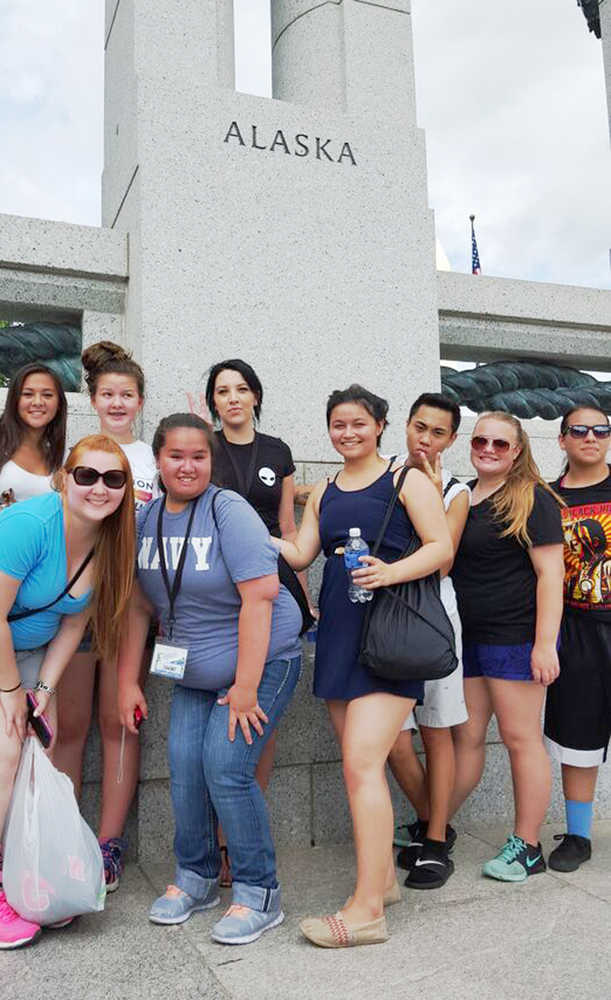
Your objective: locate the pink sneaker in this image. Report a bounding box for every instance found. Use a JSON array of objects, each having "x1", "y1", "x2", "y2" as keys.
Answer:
[{"x1": 0, "y1": 891, "x2": 41, "y2": 949}]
